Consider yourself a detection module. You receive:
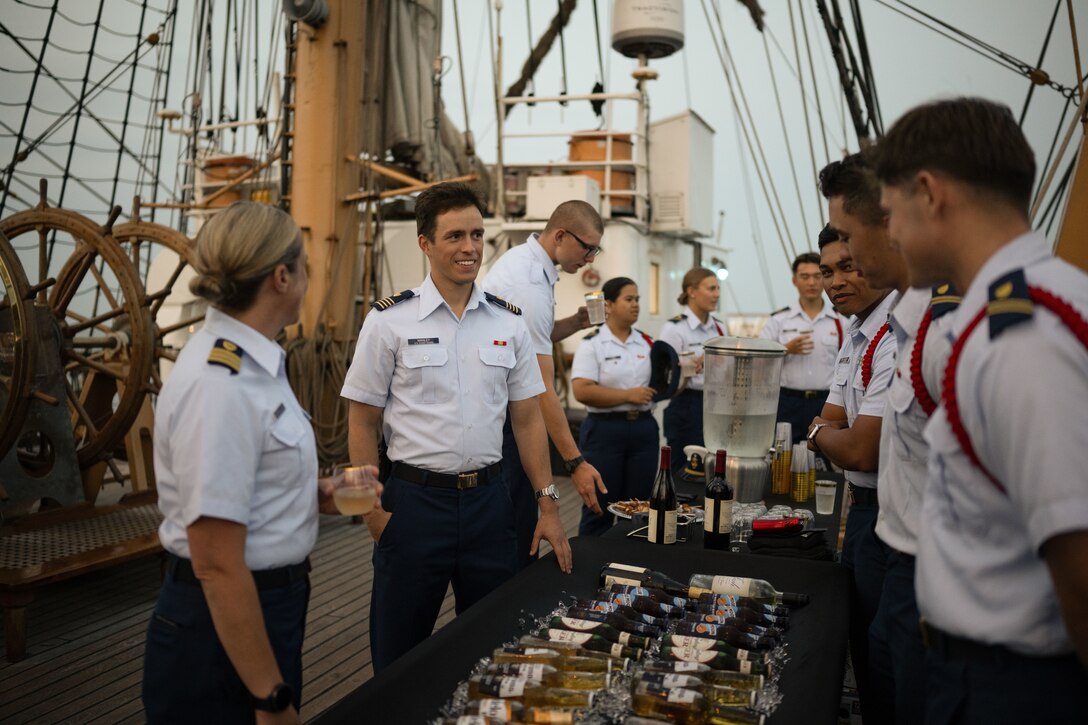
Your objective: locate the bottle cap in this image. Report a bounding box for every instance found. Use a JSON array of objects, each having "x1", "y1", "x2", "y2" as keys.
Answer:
[{"x1": 781, "y1": 591, "x2": 810, "y2": 607}]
